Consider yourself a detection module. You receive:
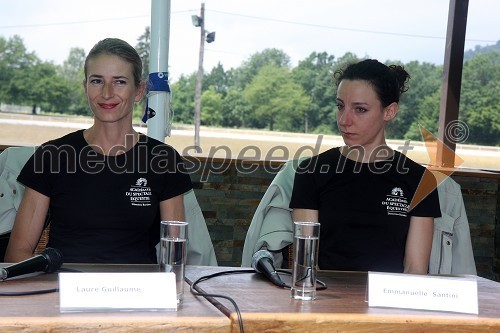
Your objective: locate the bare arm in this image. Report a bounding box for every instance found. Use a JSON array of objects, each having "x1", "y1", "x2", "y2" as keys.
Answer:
[
  {"x1": 160, "y1": 194, "x2": 186, "y2": 221},
  {"x1": 4, "y1": 187, "x2": 50, "y2": 262},
  {"x1": 292, "y1": 208, "x2": 319, "y2": 223},
  {"x1": 404, "y1": 216, "x2": 434, "y2": 274}
]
